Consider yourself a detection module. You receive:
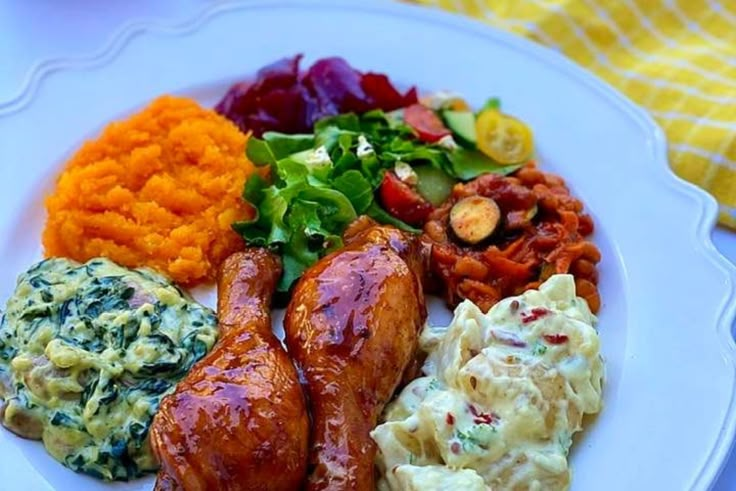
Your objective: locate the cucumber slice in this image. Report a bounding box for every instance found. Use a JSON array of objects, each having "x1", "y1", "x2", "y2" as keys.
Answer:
[
  {"x1": 443, "y1": 110, "x2": 477, "y2": 147},
  {"x1": 414, "y1": 165, "x2": 456, "y2": 206}
]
